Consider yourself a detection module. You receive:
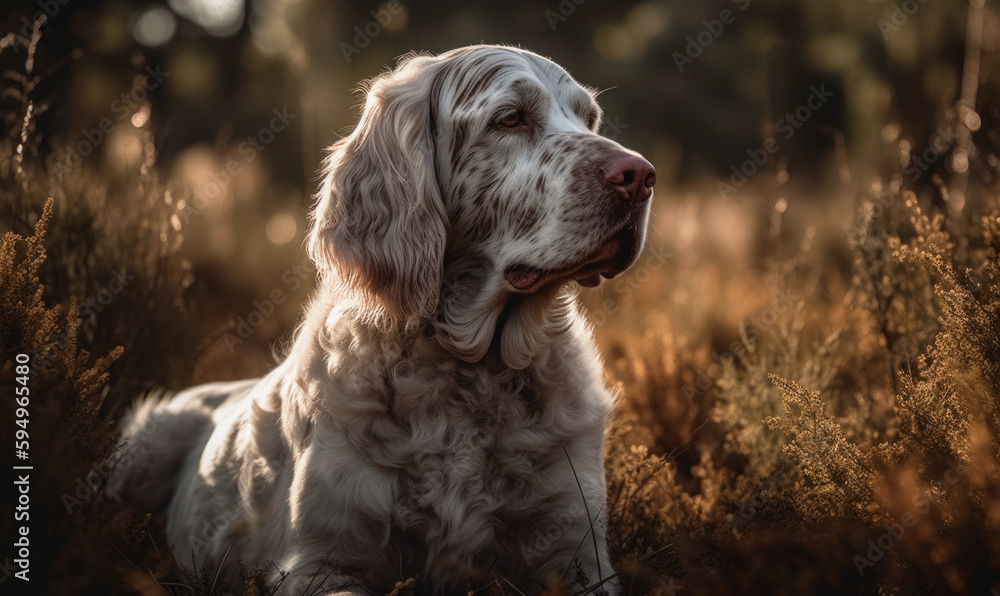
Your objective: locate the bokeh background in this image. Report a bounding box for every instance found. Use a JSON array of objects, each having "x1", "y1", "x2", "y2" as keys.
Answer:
[
  {"x1": 1, "y1": 0, "x2": 1000, "y2": 594},
  {"x1": 5, "y1": 0, "x2": 996, "y2": 379}
]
